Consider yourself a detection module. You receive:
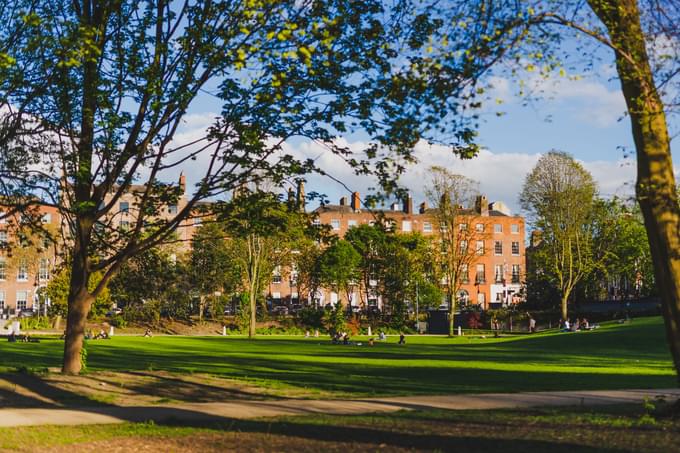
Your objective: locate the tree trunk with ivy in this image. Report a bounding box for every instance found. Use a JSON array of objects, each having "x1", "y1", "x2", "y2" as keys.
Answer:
[{"x1": 588, "y1": 0, "x2": 680, "y2": 380}]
